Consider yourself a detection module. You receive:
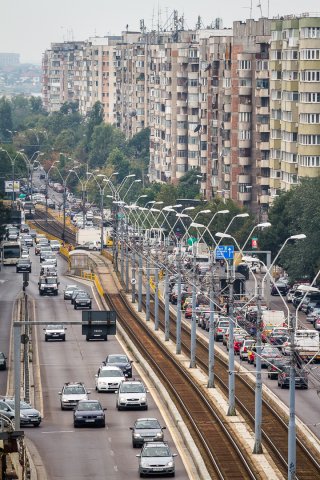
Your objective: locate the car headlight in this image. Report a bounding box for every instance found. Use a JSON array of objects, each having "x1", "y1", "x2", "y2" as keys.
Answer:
[
  {"x1": 166, "y1": 461, "x2": 173, "y2": 468},
  {"x1": 76, "y1": 415, "x2": 83, "y2": 419},
  {"x1": 99, "y1": 382, "x2": 107, "y2": 386},
  {"x1": 141, "y1": 461, "x2": 149, "y2": 468},
  {"x1": 20, "y1": 414, "x2": 28, "y2": 419},
  {"x1": 96, "y1": 414, "x2": 104, "y2": 418},
  {"x1": 133, "y1": 433, "x2": 141, "y2": 438},
  {"x1": 140, "y1": 396, "x2": 146, "y2": 402},
  {"x1": 156, "y1": 432, "x2": 163, "y2": 438},
  {"x1": 119, "y1": 395, "x2": 127, "y2": 402}
]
